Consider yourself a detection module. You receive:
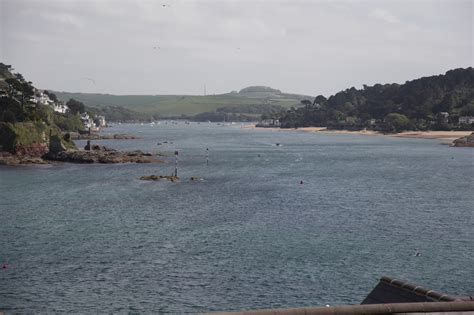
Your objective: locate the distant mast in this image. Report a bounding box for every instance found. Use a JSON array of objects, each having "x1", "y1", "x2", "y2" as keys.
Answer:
[
  {"x1": 204, "y1": 84, "x2": 206, "y2": 96},
  {"x1": 174, "y1": 150, "x2": 179, "y2": 177}
]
